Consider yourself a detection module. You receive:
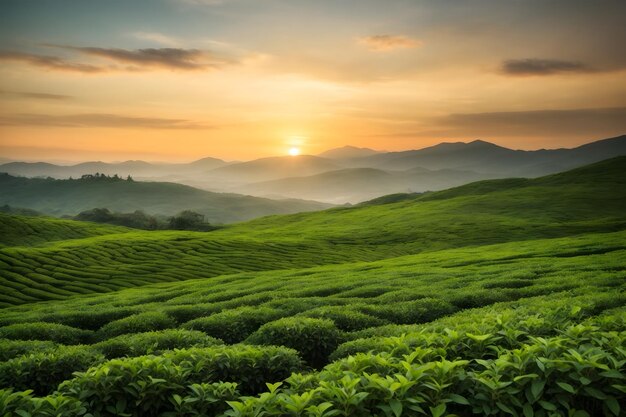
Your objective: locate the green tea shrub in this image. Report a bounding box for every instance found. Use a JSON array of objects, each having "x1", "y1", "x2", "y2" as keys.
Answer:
[
  {"x1": 57, "y1": 345, "x2": 302, "y2": 415},
  {"x1": 448, "y1": 289, "x2": 510, "y2": 309},
  {"x1": 0, "y1": 322, "x2": 93, "y2": 344},
  {"x1": 0, "y1": 345, "x2": 104, "y2": 395},
  {"x1": 97, "y1": 311, "x2": 176, "y2": 339},
  {"x1": 163, "y1": 303, "x2": 221, "y2": 323},
  {"x1": 0, "y1": 339, "x2": 58, "y2": 361},
  {"x1": 223, "y1": 326, "x2": 625, "y2": 417},
  {"x1": 182, "y1": 306, "x2": 284, "y2": 344},
  {"x1": 0, "y1": 388, "x2": 89, "y2": 417},
  {"x1": 266, "y1": 297, "x2": 349, "y2": 315},
  {"x1": 299, "y1": 306, "x2": 389, "y2": 331},
  {"x1": 93, "y1": 329, "x2": 222, "y2": 358},
  {"x1": 360, "y1": 298, "x2": 456, "y2": 324},
  {"x1": 246, "y1": 317, "x2": 343, "y2": 368},
  {"x1": 40, "y1": 307, "x2": 139, "y2": 330}
]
